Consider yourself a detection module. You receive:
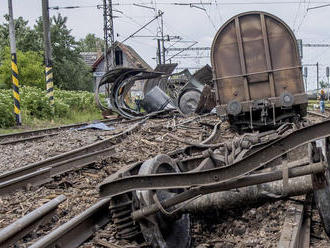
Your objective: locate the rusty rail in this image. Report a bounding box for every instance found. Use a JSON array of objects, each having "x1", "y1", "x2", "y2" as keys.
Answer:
[
  {"x1": 0, "y1": 118, "x2": 123, "y2": 145},
  {"x1": 29, "y1": 199, "x2": 111, "y2": 248},
  {"x1": 278, "y1": 194, "x2": 312, "y2": 248},
  {"x1": 0, "y1": 195, "x2": 66, "y2": 248},
  {"x1": 0, "y1": 119, "x2": 145, "y2": 195},
  {"x1": 307, "y1": 110, "x2": 328, "y2": 119}
]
